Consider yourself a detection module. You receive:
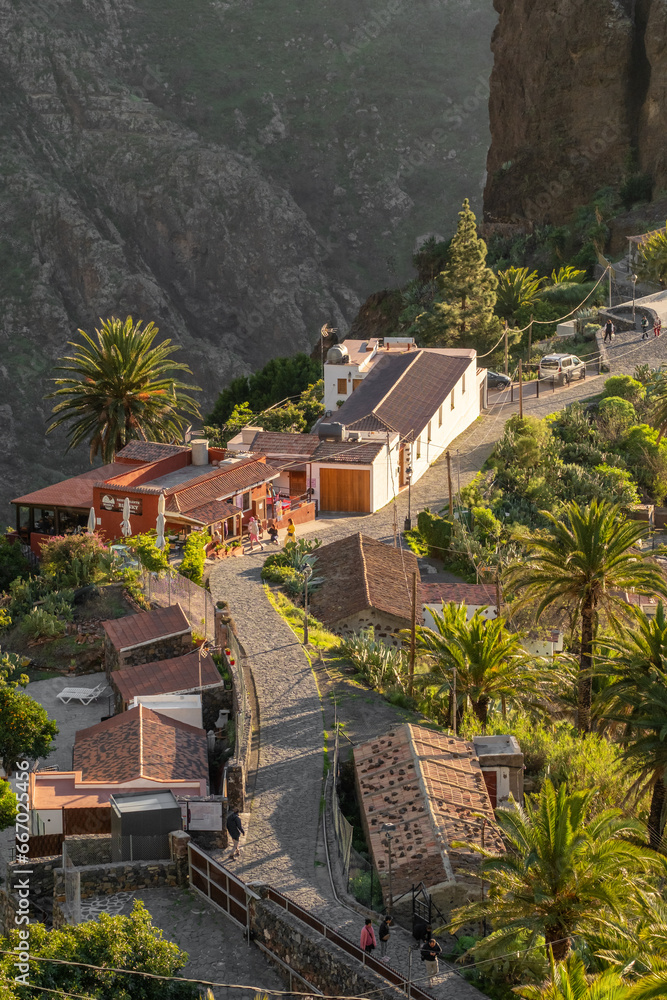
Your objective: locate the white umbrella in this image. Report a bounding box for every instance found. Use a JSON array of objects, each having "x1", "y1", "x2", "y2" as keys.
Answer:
[
  {"x1": 120, "y1": 497, "x2": 132, "y2": 538},
  {"x1": 156, "y1": 493, "x2": 166, "y2": 550},
  {"x1": 87, "y1": 507, "x2": 96, "y2": 535}
]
